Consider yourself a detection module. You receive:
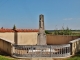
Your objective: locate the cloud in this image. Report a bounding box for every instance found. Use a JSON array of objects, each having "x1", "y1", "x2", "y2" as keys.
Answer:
[{"x1": 63, "y1": 18, "x2": 73, "y2": 21}]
